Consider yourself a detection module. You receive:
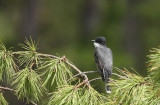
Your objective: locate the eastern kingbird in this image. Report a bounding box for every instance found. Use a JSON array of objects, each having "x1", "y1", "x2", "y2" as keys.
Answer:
[{"x1": 92, "y1": 37, "x2": 113, "y2": 93}]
